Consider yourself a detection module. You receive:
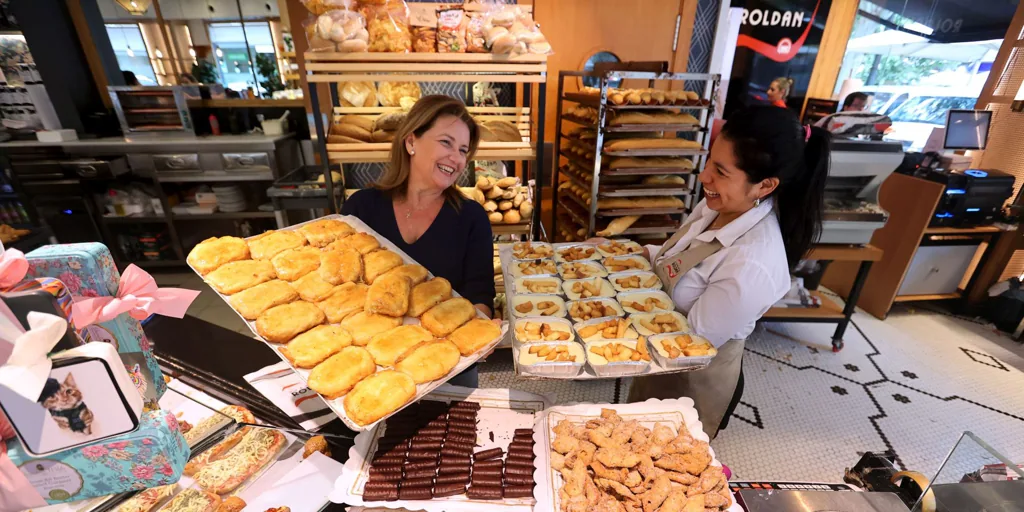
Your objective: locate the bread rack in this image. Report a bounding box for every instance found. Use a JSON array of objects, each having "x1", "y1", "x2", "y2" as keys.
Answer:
[
  {"x1": 303, "y1": 51, "x2": 549, "y2": 240},
  {"x1": 552, "y1": 70, "x2": 720, "y2": 240}
]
